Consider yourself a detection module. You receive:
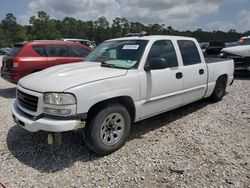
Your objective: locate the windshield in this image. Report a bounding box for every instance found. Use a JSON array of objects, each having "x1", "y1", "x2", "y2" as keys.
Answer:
[
  {"x1": 237, "y1": 38, "x2": 250, "y2": 46},
  {"x1": 85, "y1": 40, "x2": 148, "y2": 69}
]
